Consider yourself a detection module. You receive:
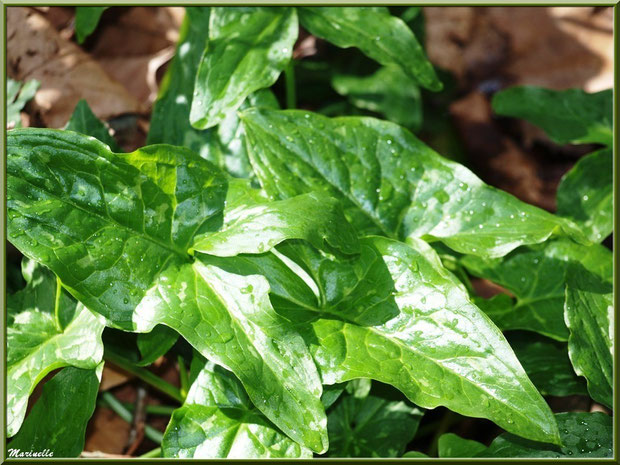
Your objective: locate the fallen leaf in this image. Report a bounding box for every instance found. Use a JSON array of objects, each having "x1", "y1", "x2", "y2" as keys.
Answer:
[
  {"x1": 7, "y1": 7, "x2": 142, "y2": 128},
  {"x1": 89, "y1": 7, "x2": 183, "y2": 108},
  {"x1": 425, "y1": 7, "x2": 613, "y2": 91}
]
